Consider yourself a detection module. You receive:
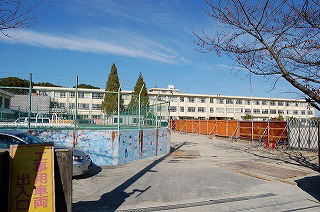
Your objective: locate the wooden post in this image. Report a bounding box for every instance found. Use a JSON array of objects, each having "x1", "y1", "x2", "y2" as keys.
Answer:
[
  {"x1": 0, "y1": 151, "x2": 9, "y2": 212},
  {"x1": 55, "y1": 149, "x2": 73, "y2": 212}
]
